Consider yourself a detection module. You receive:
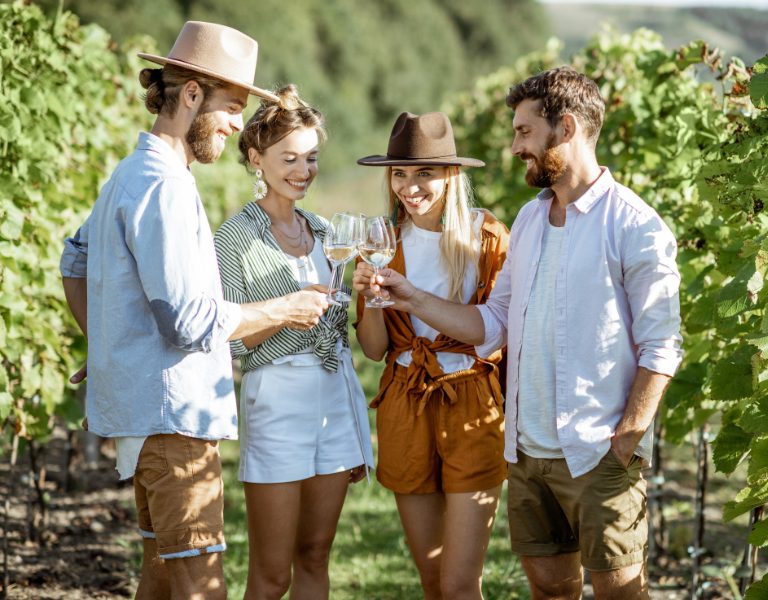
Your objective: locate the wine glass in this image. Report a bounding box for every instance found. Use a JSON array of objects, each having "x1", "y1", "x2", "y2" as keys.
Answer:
[
  {"x1": 323, "y1": 212, "x2": 362, "y2": 305},
  {"x1": 359, "y1": 216, "x2": 396, "y2": 308}
]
